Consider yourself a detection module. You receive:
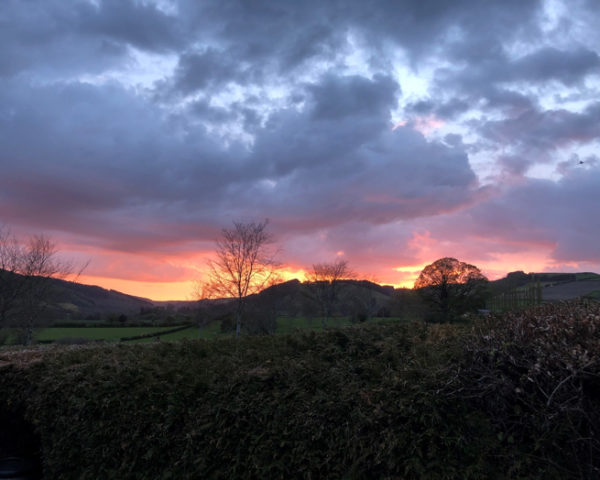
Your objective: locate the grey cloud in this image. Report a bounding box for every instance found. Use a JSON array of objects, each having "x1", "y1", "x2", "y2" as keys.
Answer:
[
  {"x1": 466, "y1": 169, "x2": 600, "y2": 263},
  {"x1": 480, "y1": 102, "x2": 600, "y2": 150},
  {"x1": 406, "y1": 98, "x2": 471, "y2": 120},
  {"x1": 250, "y1": 74, "x2": 400, "y2": 177},
  {"x1": 448, "y1": 46, "x2": 600, "y2": 90},
  {"x1": 166, "y1": 0, "x2": 543, "y2": 99},
  {"x1": 76, "y1": 0, "x2": 183, "y2": 52},
  {"x1": 308, "y1": 74, "x2": 400, "y2": 121},
  {"x1": 1, "y1": 71, "x2": 465, "y2": 251},
  {"x1": 173, "y1": 48, "x2": 242, "y2": 93},
  {"x1": 512, "y1": 47, "x2": 600, "y2": 85},
  {"x1": 188, "y1": 99, "x2": 237, "y2": 123},
  {"x1": 243, "y1": 119, "x2": 480, "y2": 229},
  {"x1": 428, "y1": 45, "x2": 599, "y2": 130},
  {"x1": 1, "y1": 0, "x2": 599, "y2": 276},
  {"x1": 411, "y1": 166, "x2": 600, "y2": 267},
  {"x1": 0, "y1": 0, "x2": 183, "y2": 79},
  {"x1": 0, "y1": 78, "x2": 244, "y2": 243}
]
